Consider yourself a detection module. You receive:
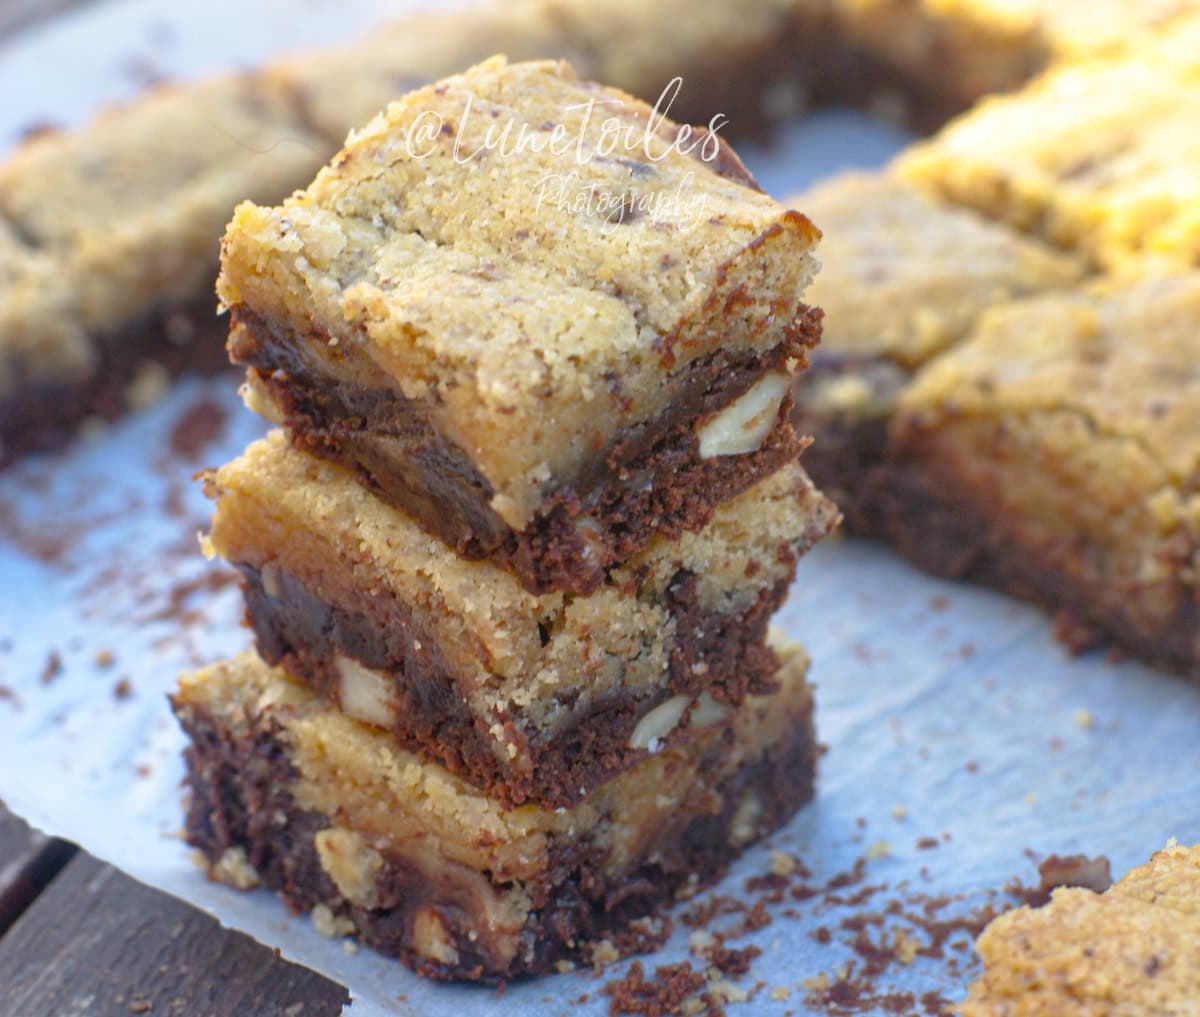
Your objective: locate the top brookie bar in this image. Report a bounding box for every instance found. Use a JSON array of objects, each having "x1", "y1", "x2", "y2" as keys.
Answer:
[
  {"x1": 896, "y1": 12, "x2": 1200, "y2": 271},
  {"x1": 785, "y1": 171, "x2": 1084, "y2": 531},
  {"x1": 883, "y1": 272, "x2": 1200, "y2": 677},
  {"x1": 0, "y1": 0, "x2": 821, "y2": 465},
  {"x1": 960, "y1": 841, "x2": 1200, "y2": 1015},
  {"x1": 218, "y1": 57, "x2": 823, "y2": 596}
]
